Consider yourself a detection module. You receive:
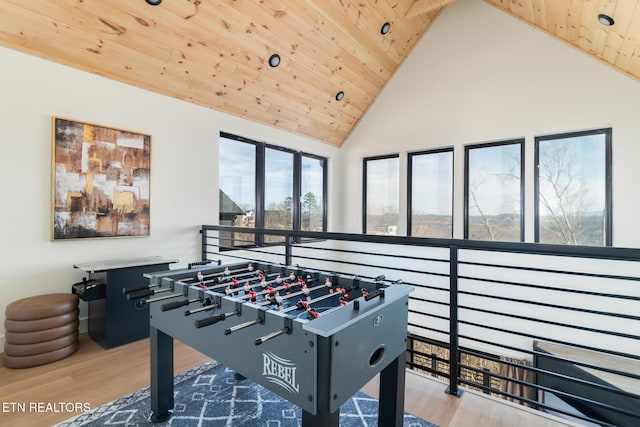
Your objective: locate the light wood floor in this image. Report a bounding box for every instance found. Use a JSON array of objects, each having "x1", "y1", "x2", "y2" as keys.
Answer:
[{"x1": 0, "y1": 334, "x2": 580, "y2": 427}]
